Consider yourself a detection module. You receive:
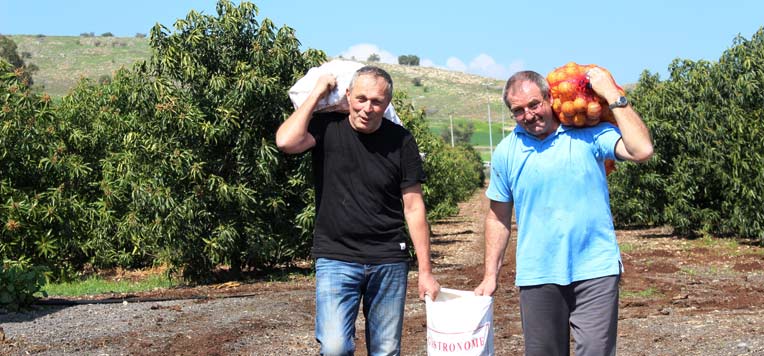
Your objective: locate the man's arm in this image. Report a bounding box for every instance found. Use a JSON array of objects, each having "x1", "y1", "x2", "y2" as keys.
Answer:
[
  {"x1": 402, "y1": 183, "x2": 440, "y2": 301},
  {"x1": 474, "y1": 200, "x2": 513, "y2": 296},
  {"x1": 275, "y1": 74, "x2": 336, "y2": 154},
  {"x1": 587, "y1": 67, "x2": 654, "y2": 163}
]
